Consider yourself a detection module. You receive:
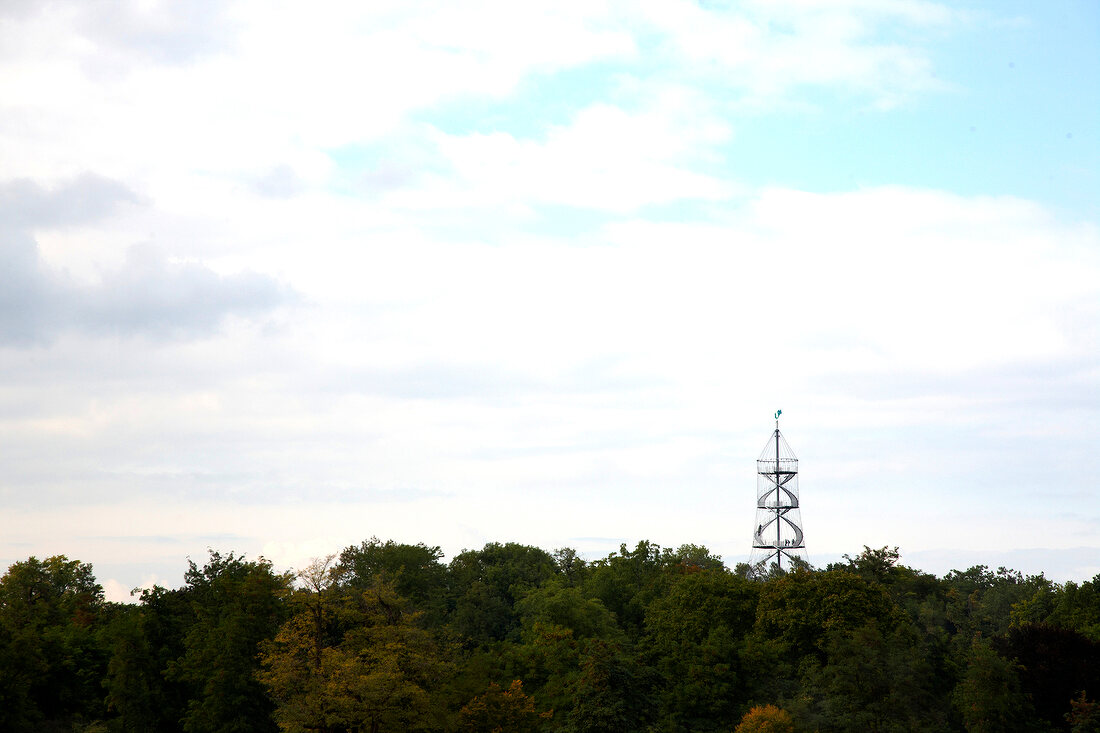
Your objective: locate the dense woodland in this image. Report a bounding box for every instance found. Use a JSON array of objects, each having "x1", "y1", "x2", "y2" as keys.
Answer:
[{"x1": 1, "y1": 541, "x2": 1099, "y2": 733}]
